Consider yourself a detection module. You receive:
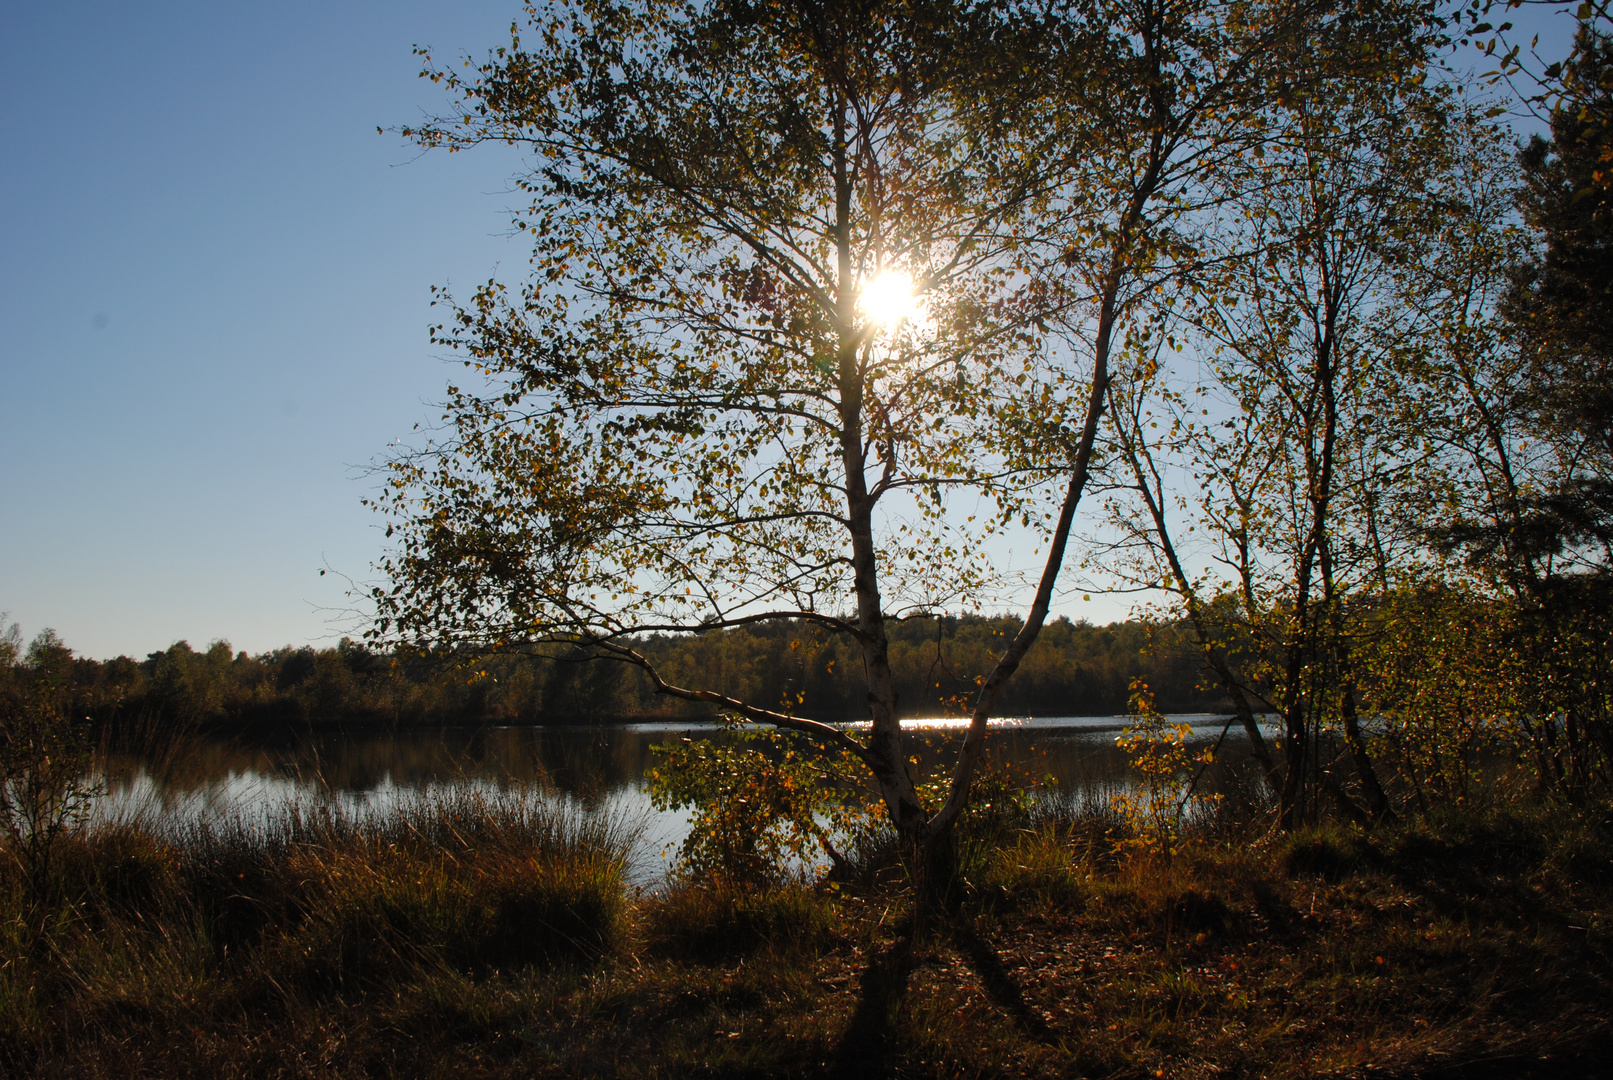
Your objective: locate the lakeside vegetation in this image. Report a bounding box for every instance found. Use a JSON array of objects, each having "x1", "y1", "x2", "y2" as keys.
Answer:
[
  {"x1": 6, "y1": 588, "x2": 1608, "y2": 1075},
  {"x1": 5, "y1": 588, "x2": 1611, "y2": 1077},
  {"x1": 0, "y1": 783, "x2": 1607, "y2": 1078}
]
